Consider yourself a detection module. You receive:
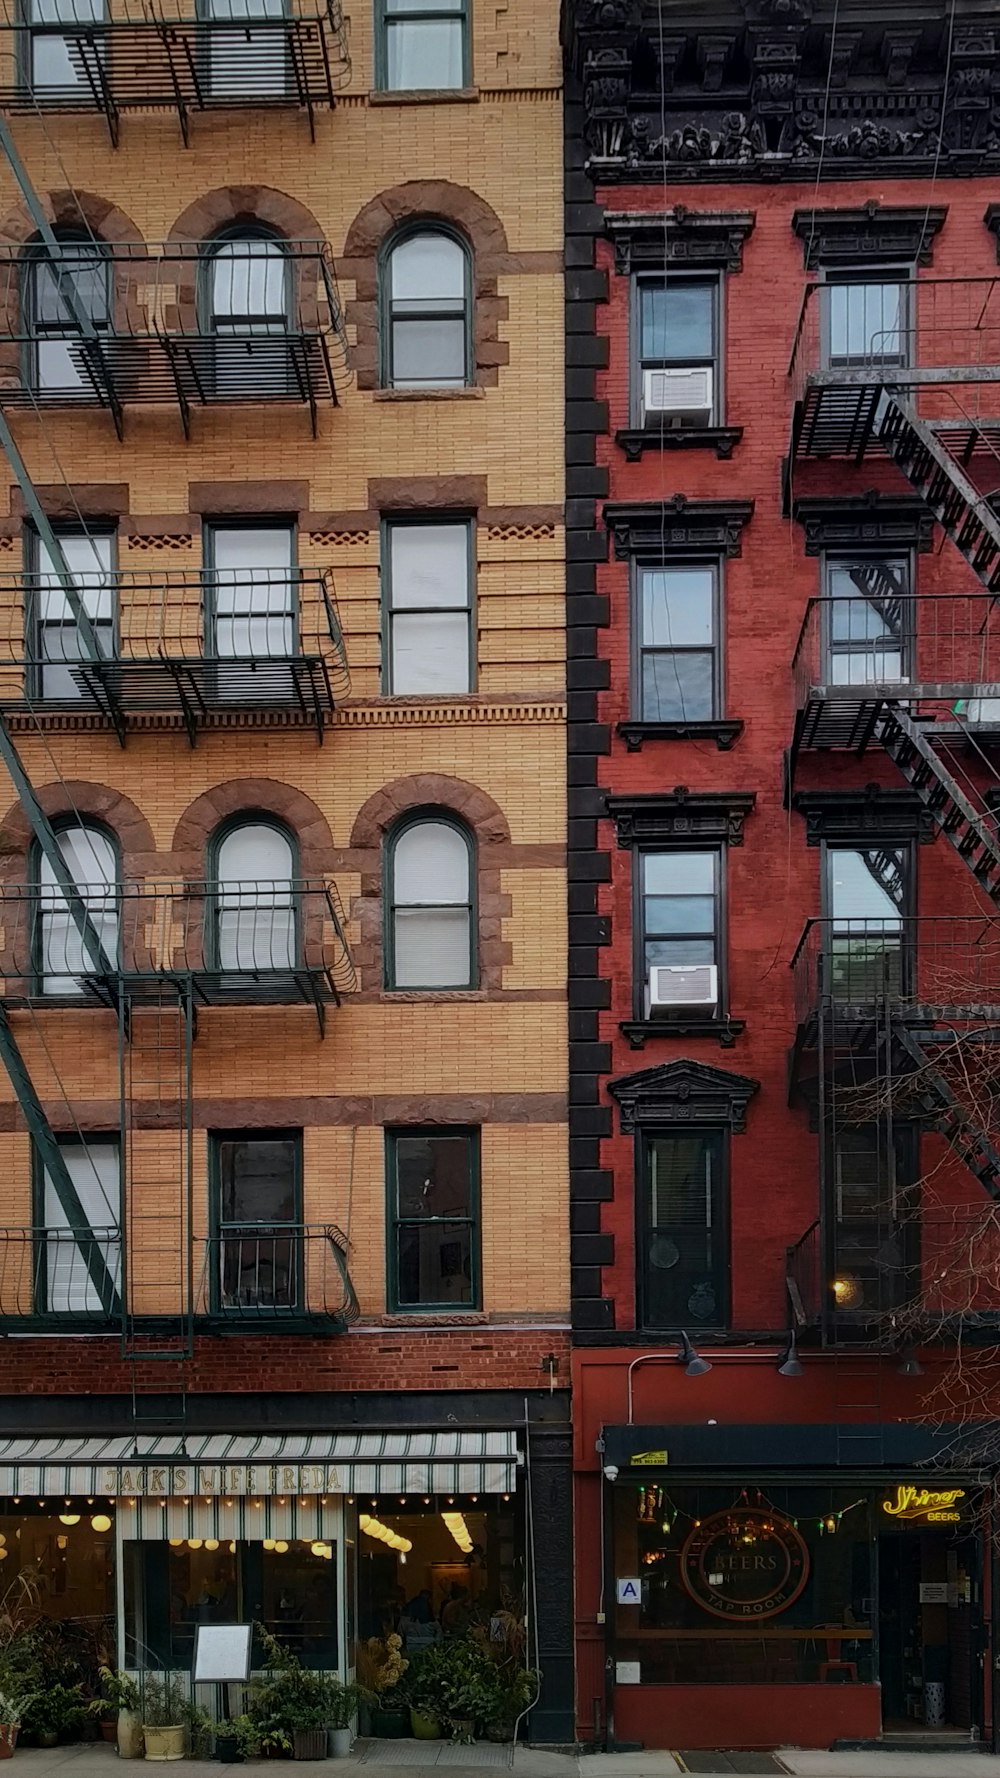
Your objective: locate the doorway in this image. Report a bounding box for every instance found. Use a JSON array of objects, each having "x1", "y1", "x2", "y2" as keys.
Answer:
[{"x1": 878, "y1": 1535, "x2": 980, "y2": 1734}]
